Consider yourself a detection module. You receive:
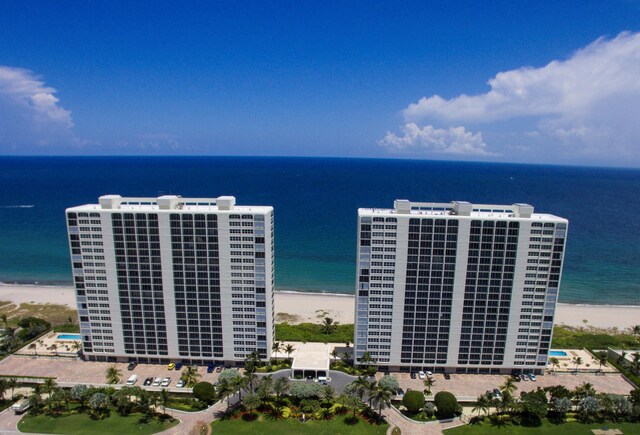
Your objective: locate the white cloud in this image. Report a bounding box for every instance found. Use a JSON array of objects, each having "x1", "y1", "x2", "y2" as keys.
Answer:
[
  {"x1": 0, "y1": 66, "x2": 75, "y2": 149},
  {"x1": 388, "y1": 32, "x2": 640, "y2": 164},
  {"x1": 380, "y1": 123, "x2": 494, "y2": 156}
]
